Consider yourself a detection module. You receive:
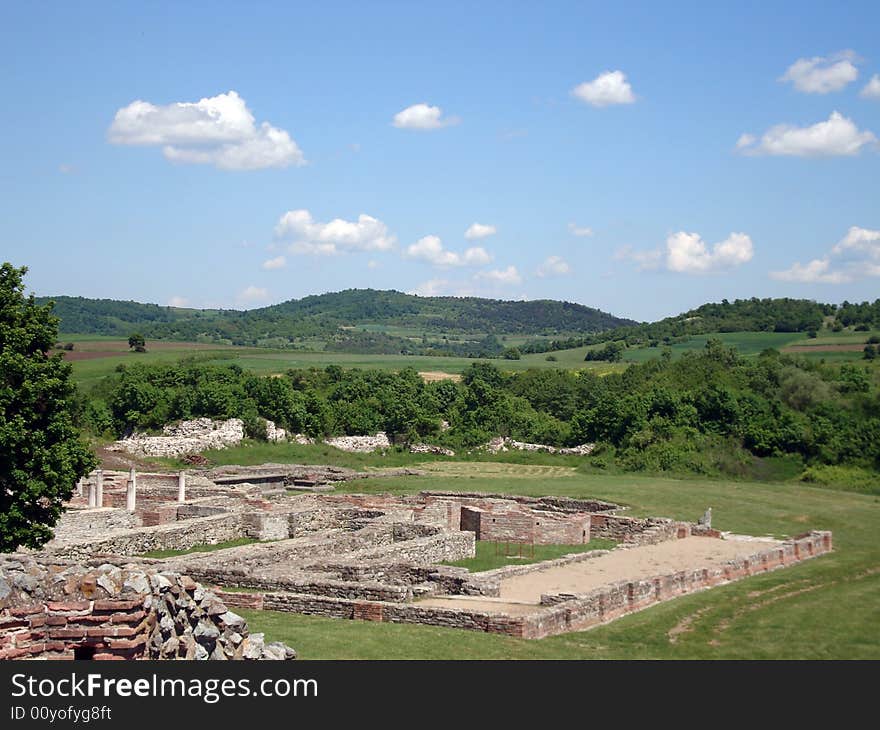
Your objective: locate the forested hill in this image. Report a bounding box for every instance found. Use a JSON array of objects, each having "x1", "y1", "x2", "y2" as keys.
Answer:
[
  {"x1": 561, "y1": 297, "x2": 874, "y2": 353},
  {"x1": 36, "y1": 290, "x2": 637, "y2": 344}
]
